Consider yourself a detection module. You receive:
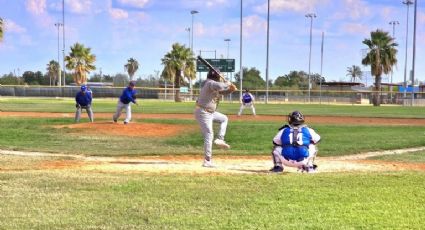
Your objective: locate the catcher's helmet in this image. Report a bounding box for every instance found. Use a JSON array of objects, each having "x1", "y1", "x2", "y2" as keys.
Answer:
[{"x1": 288, "y1": 111, "x2": 305, "y2": 125}]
